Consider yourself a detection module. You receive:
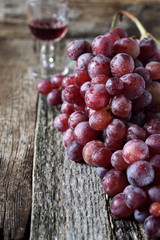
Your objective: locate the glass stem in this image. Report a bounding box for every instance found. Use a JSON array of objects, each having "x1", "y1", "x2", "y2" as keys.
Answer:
[{"x1": 40, "y1": 41, "x2": 55, "y2": 69}]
